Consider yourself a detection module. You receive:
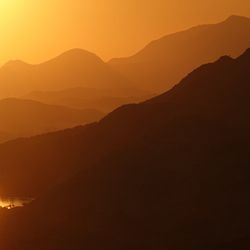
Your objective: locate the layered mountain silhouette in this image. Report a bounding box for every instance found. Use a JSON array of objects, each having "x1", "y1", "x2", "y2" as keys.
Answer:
[
  {"x1": 0, "y1": 98, "x2": 103, "y2": 143},
  {"x1": 1, "y1": 15, "x2": 250, "y2": 101},
  {"x1": 109, "y1": 15, "x2": 250, "y2": 92},
  {"x1": 24, "y1": 87, "x2": 154, "y2": 113},
  {"x1": 1, "y1": 48, "x2": 250, "y2": 249},
  {"x1": 0, "y1": 49, "x2": 132, "y2": 98}
]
